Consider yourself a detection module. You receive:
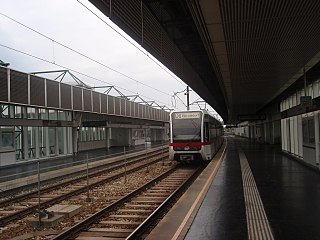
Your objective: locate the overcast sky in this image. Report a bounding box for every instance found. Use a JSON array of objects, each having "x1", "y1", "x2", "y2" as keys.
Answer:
[{"x1": 0, "y1": 0, "x2": 222, "y2": 120}]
